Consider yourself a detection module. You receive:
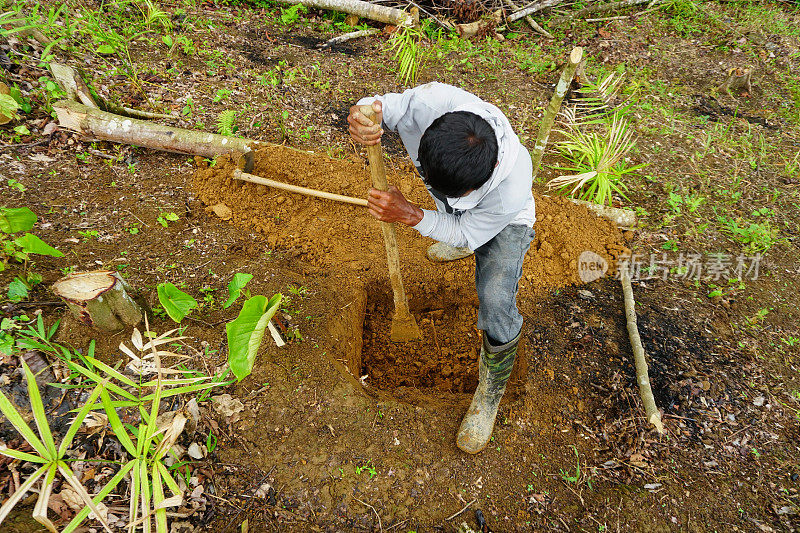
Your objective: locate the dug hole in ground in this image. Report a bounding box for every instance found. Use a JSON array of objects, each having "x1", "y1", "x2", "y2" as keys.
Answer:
[{"x1": 190, "y1": 145, "x2": 640, "y2": 528}]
